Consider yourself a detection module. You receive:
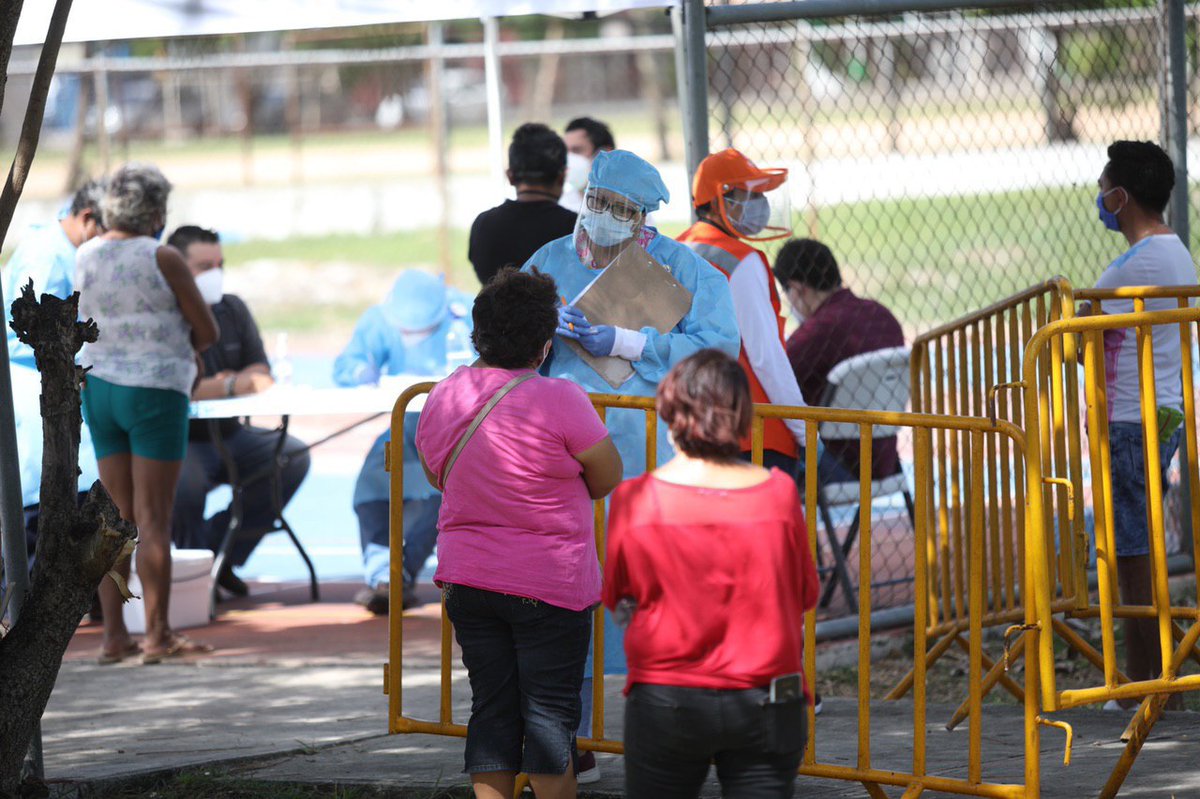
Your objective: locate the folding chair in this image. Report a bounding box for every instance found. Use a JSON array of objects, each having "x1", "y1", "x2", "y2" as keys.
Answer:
[{"x1": 813, "y1": 346, "x2": 915, "y2": 613}]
